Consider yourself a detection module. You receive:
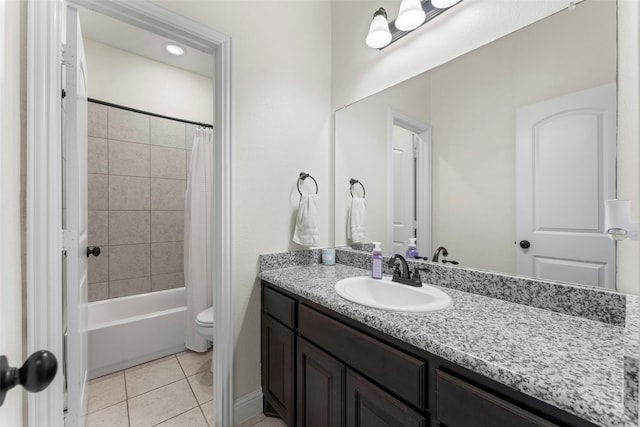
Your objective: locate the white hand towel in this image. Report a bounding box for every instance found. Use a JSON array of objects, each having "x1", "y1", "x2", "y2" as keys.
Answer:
[
  {"x1": 348, "y1": 197, "x2": 367, "y2": 243},
  {"x1": 293, "y1": 194, "x2": 320, "y2": 247}
]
